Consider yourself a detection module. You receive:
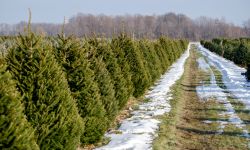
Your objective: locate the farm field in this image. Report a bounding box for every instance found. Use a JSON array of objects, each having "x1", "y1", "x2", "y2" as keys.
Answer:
[
  {"x1": 1, "y1": 32, "x2": 249, "y2": 149},
  {"x1": 0, "y1": 33, "x2": 189, "y2": 149},
  {"x1": 1, "y1": 1, "x2": 250, "y2": 149}
]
